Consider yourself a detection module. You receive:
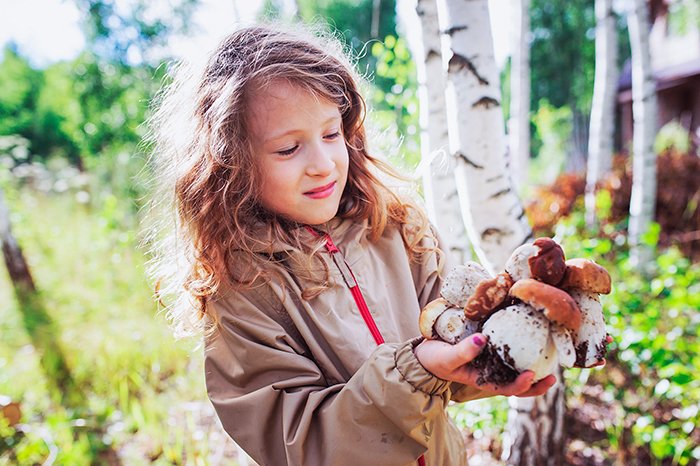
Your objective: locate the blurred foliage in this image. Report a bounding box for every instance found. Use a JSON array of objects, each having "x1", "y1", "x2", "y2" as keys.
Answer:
[
  {"x1": 526, "y1": 171, "x2": 586, "y2": 232},
  {"x1": 368, "y1": 35, "x2": 420, "y2": 169},
  {"x1": 555, "y1": 210, "x2": 700, "y2": 465},
  {"x1": 654, "y1": 119, "x2": 692, "y2": 155},
  {"x1": 0, "y1": 168, "x2": 235, "y2": 464},
  {"x1": 530, "y1": 0, "x2": 596, "y2": 114},
  {"x1": 530, "y1": 100, "x2": 573, "y2": 184},
  {"x1": 528, "y1": 0, "x2": 631, "y2": 161},
  {"x1": 74, "y1": 0, "x2": 199, "y2": 65},
  {"x1": 526, "y1": 150, "x2": 700, "y2": 260},
  {"x1": 668, "y1": 0, "x2": 700, "y2": 35},
  {"x1": 296, "y1": 0, "x2": 398, "y2": 63},
  {"x1": 520, "y1": 148, "x2": 700, "y2": 463},
  {"x1": 0, "y1": 0, "x2": 196, "y2": 169}
]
